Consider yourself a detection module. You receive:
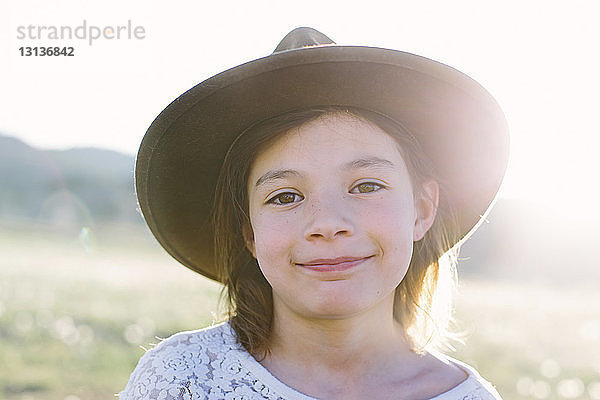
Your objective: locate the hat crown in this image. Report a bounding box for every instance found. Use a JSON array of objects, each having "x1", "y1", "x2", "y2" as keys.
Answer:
[{"x1": 273, "y1": 27, "x2": 335, "y2": 53}]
